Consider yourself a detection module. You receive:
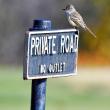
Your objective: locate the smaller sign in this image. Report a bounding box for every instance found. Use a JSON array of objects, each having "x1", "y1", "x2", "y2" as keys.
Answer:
[{"x1": 23, "y1": 29, "x2": 79, "y2": 79}]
